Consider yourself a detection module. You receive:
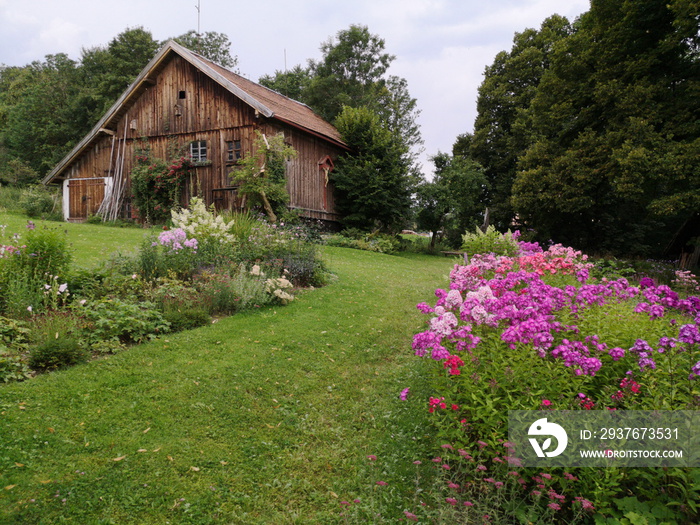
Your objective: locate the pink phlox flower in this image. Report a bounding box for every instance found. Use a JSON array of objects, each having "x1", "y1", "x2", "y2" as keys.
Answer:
[
  {"x1": 444, "y1": 289, "x2": 463, "y2": 310},
  {"x1": 430, "y1": 312, "x2": 458, "y2": 336},
  {"x1": 416, "y1": 302, "x2": 434, "y2": 314}
]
